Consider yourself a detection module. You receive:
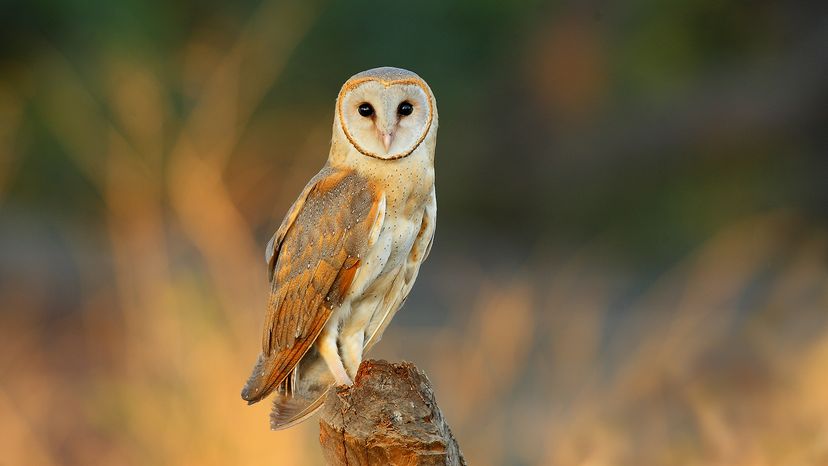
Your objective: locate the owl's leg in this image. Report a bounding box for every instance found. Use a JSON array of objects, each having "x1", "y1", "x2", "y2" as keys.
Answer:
[
  {"x1": 339, "y1": 330, "x2": 364, "y2": 381},
  {"x1": 317, "y1": 318, "x2": 352, "y2": 386}
]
